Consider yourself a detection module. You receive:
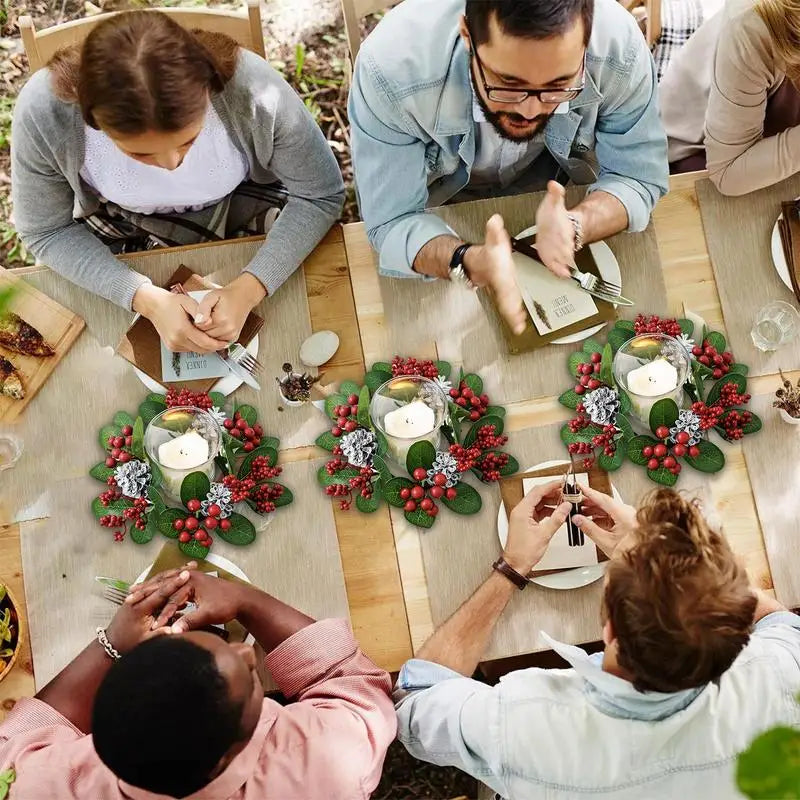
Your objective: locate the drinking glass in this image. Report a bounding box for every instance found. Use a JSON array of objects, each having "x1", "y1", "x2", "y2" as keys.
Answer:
[
  {"x1": 0, "y1": 430, "x2": 22, "y2": 472},
  {"x1": 750, "y1": 301, "x2": 800, "y2": 352}
]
